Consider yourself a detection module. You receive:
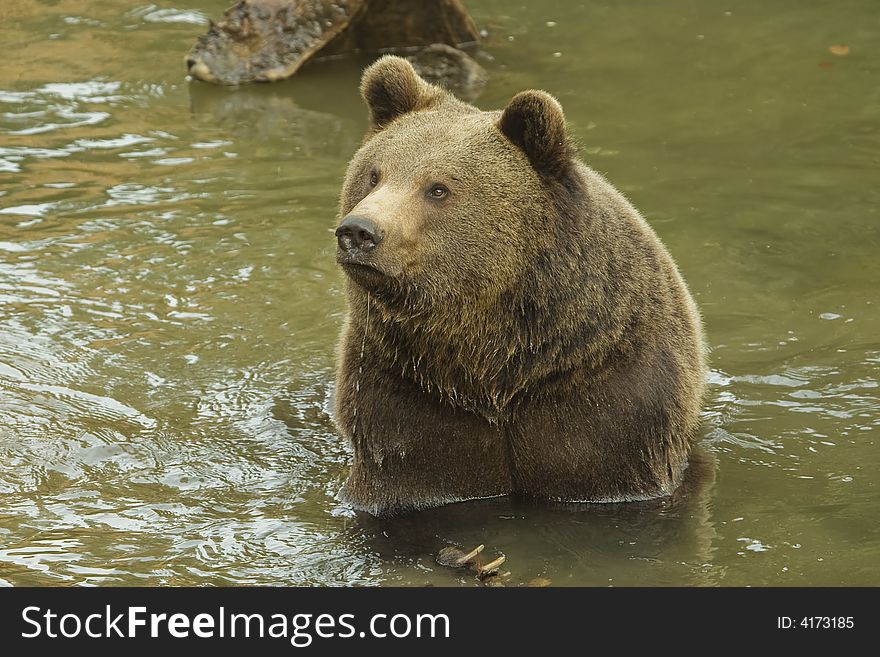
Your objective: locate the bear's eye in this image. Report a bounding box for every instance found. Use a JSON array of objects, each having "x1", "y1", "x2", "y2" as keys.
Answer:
[
  {"x1": 427, "y1": 184, "x2": 449, "y2": 200},
  {"x1": 369, "y1": 171, "x2": 379, "y2": 187}
]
